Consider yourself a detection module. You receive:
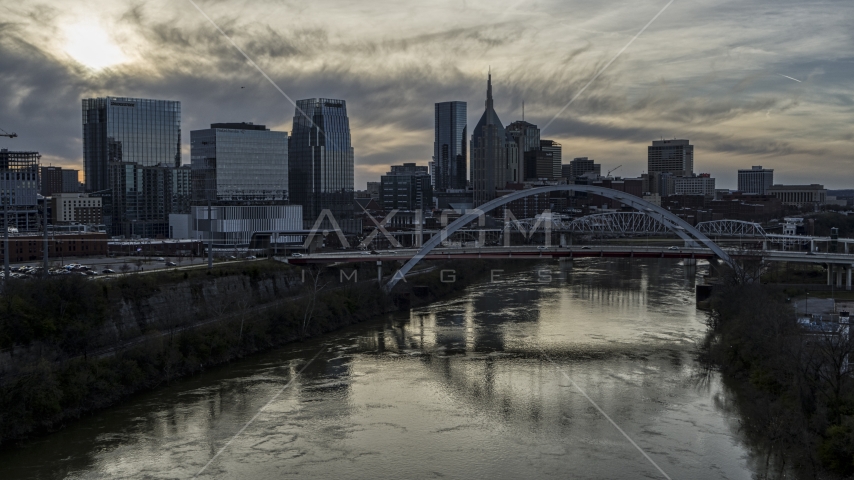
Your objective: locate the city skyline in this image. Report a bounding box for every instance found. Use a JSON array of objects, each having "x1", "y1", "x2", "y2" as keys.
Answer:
[{"x1": 0, "y1": 0, "x2": 852, "y2": 189}]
